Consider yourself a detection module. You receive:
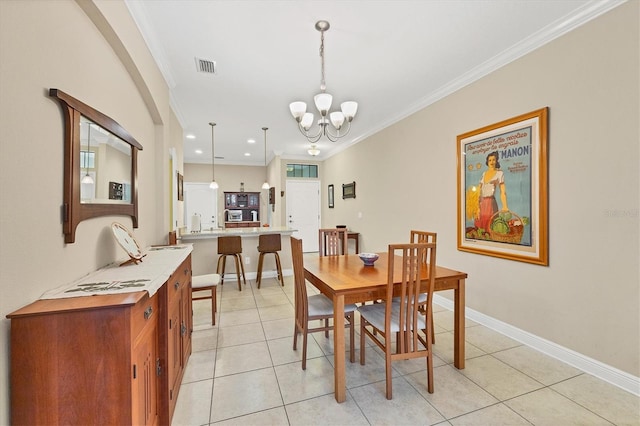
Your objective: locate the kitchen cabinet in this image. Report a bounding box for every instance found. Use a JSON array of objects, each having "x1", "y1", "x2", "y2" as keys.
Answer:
[
  {"x1": 224, "y1": 221, "x2": 260, "y2": 228},
  {"x1": 7, "y1": 255, "x2": 192, "y2": 425},
  {"x1": 224, "y1": 191, "x2": 260, "y2": 222}
]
